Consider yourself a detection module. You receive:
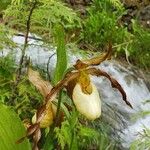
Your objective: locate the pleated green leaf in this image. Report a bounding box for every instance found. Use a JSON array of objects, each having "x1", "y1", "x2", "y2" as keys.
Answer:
[
  {"x1": 0, "y1": 104, "x2": 31, "y2": 150},
  {"x1": 53, "y1": 24, "x2": 67, "y2": 85}
]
